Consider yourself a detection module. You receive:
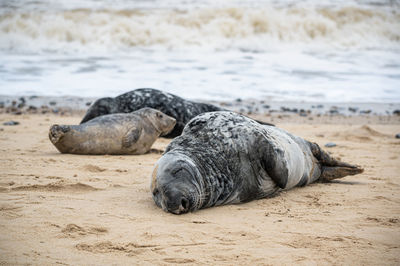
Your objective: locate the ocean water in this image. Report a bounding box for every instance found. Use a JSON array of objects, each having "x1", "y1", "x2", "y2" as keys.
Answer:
[{"x1": 0, "y1": 0, "x2": 399, "y2": 102}]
